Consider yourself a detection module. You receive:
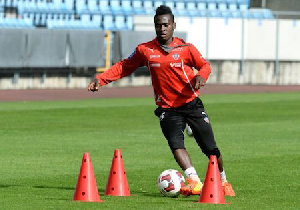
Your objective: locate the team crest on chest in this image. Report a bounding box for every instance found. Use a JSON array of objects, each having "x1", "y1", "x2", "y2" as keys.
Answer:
[{"x1": 172, "y1": 54, "x2": 180, "y2": 60}]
